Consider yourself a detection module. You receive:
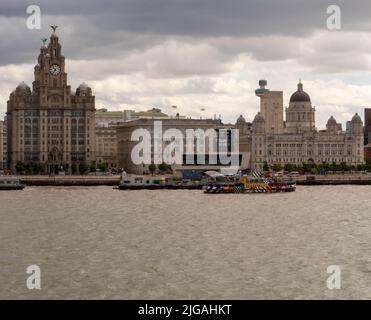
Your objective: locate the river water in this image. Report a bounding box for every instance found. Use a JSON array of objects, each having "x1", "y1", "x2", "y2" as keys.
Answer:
[{"x1": 0, "y1": 185, "x2": 371, "y2": 299}]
